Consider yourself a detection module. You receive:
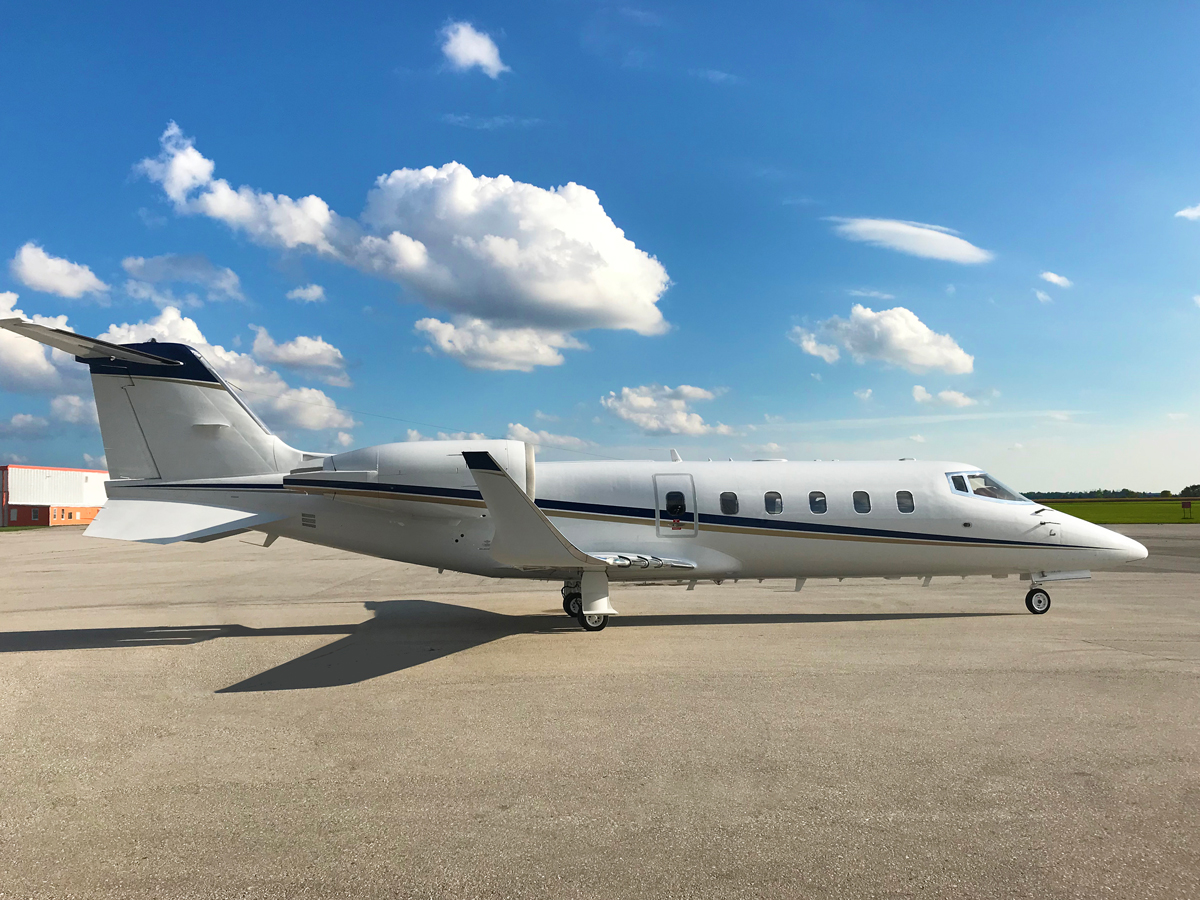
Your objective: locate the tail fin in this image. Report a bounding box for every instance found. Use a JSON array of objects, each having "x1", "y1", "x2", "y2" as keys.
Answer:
[{"x1": 0, "y1": 319, "x2": 309, "y2": 481}]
